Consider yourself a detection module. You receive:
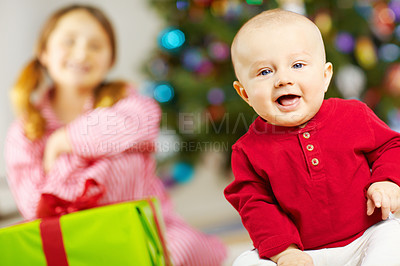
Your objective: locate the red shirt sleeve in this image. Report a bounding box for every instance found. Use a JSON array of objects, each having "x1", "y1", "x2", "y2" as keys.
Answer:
[
  {"x1": 224, "y1": 146, "x2": 303, "y2": 259},
  {"x1": 362, "y1": 103, "x2": 400, "y2": 191}
]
